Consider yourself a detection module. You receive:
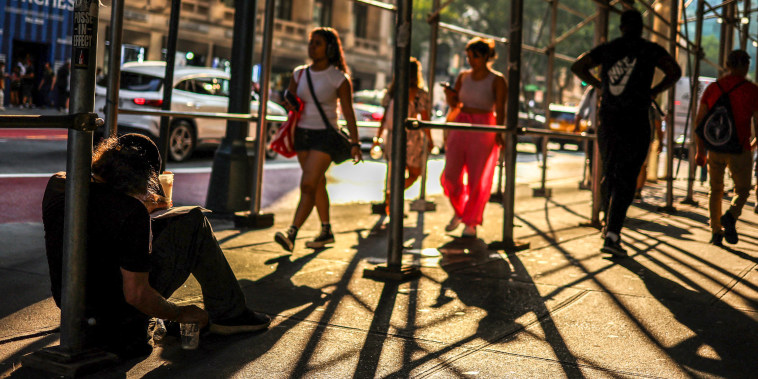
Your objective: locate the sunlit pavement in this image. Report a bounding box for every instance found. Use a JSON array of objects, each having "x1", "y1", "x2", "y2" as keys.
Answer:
[{"x1": 2, "y1": 151, "x2": 757, "y2": 377}]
